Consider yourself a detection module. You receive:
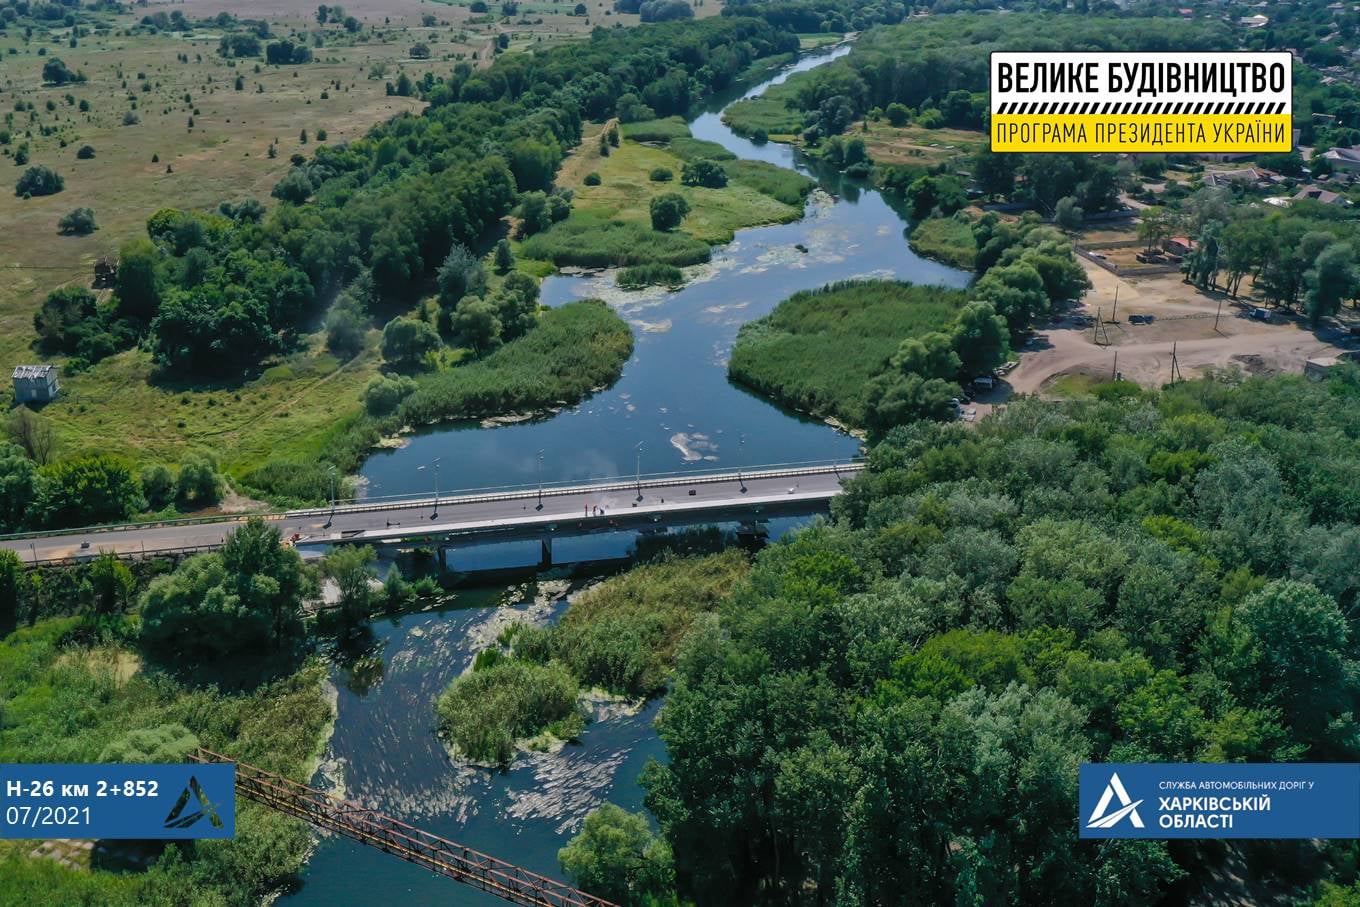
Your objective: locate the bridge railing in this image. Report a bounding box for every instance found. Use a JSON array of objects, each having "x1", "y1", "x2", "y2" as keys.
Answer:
[
  {"x1": 0, "y1": 458, "x2": 865, "y2": 544},
  {"x1": 189, "y1": 748, "x2": 617, "y2": 907}
]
